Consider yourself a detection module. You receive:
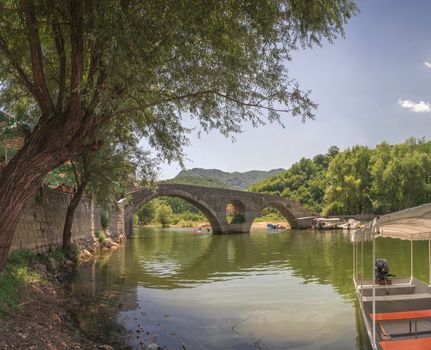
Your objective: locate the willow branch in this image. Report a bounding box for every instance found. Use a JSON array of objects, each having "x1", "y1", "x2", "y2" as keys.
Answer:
[
  {"x1": 0, "y1": 34, "x2": 36, "y2": 96},
  {"x1": 20, "y1": 0, "x2": 54, "y2": 114},
  {"x1": 68, "y1": 0, "x2": 84, "y2": 115},
  {"x1": 52, "y1": 19, "x2": 66, "y2": 111}
]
